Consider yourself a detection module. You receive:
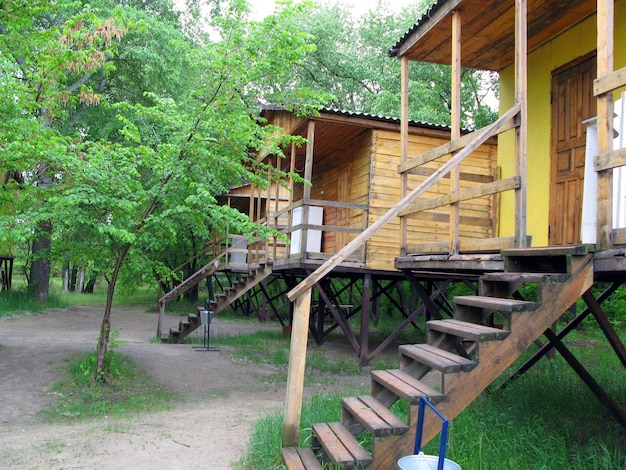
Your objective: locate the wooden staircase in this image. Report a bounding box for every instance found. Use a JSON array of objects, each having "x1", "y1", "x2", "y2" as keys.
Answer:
[
  {"x1": 166, "y1": 262, "x2": 273, "y2": 343},
  {"x1": 282, "y1": 246, "x2": 594, "y2": 469}
]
